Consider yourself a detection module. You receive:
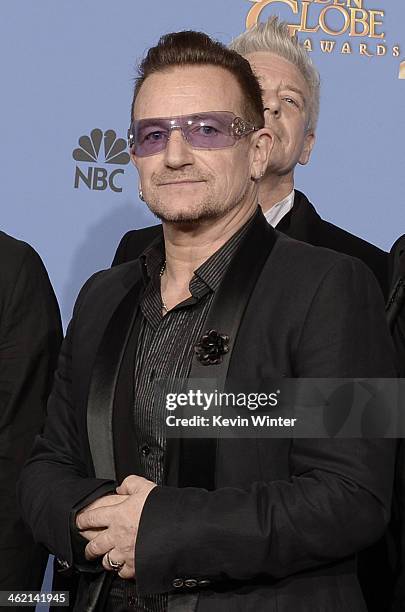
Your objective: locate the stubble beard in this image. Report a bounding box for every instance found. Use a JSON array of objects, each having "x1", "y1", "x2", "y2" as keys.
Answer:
[{"x1": 143, "y1": 181, "x2": 251, "y2": 225}]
